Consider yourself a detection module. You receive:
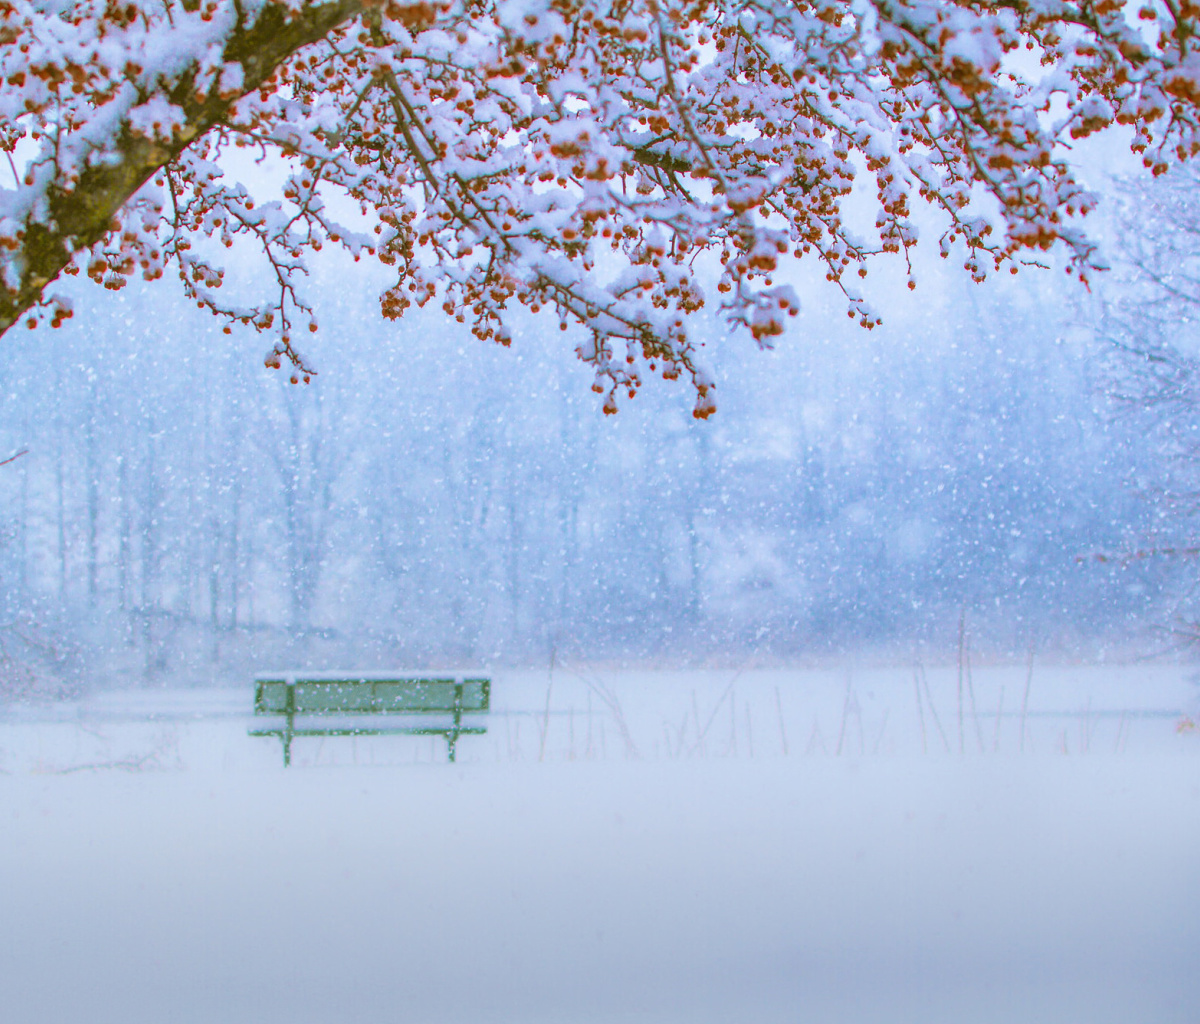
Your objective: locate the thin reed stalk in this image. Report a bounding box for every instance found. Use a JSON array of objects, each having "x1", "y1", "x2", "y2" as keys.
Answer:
[
  {"x1": 957, "y1": 609, "x2": 966, "y2": 755},
  {"x1": 913, "y1": 663, "x2": 928, "y2": 754},
  {"x1": 775, "y1": 686, "x2": 789, "y2": 756},
  {"x1": 1020, "y1": 641, "x2": 1034, "y2": 753},
  {"x1": 919, "y1": 662, "x2": 951, "y2": 753},
  {"x1": 965, "y1": 645, "x2": 984, "y2": 753}
]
